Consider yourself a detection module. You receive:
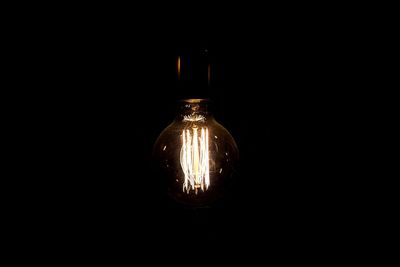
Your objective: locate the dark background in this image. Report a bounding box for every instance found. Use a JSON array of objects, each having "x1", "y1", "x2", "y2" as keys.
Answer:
[{"x1": 24, "y1": 9, "x2": 369, "y2": 260}]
